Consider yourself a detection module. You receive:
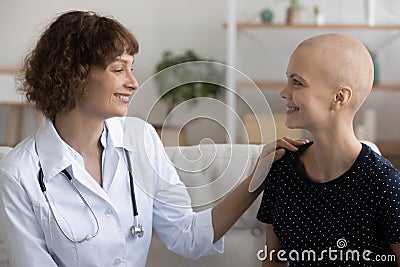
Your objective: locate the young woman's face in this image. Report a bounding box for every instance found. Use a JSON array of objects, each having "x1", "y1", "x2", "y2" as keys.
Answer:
[
  {"x1": 78, "y1": 53, "x2": 138, "y2": 120},
  {"x1": 280, "y1": 46, "x2": 336, "y2": 132}
]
